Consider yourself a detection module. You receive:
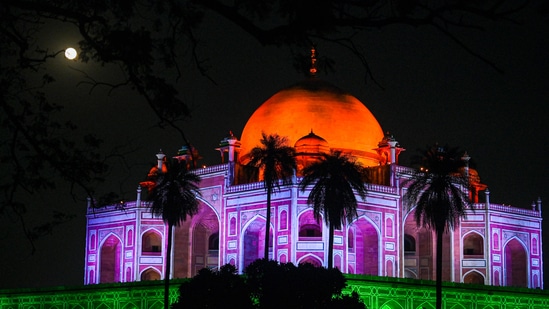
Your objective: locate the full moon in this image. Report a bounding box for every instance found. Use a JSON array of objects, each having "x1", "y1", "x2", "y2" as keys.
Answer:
[{"x1": 64, "y1": 47, "x2": 77, "y2": 60}]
